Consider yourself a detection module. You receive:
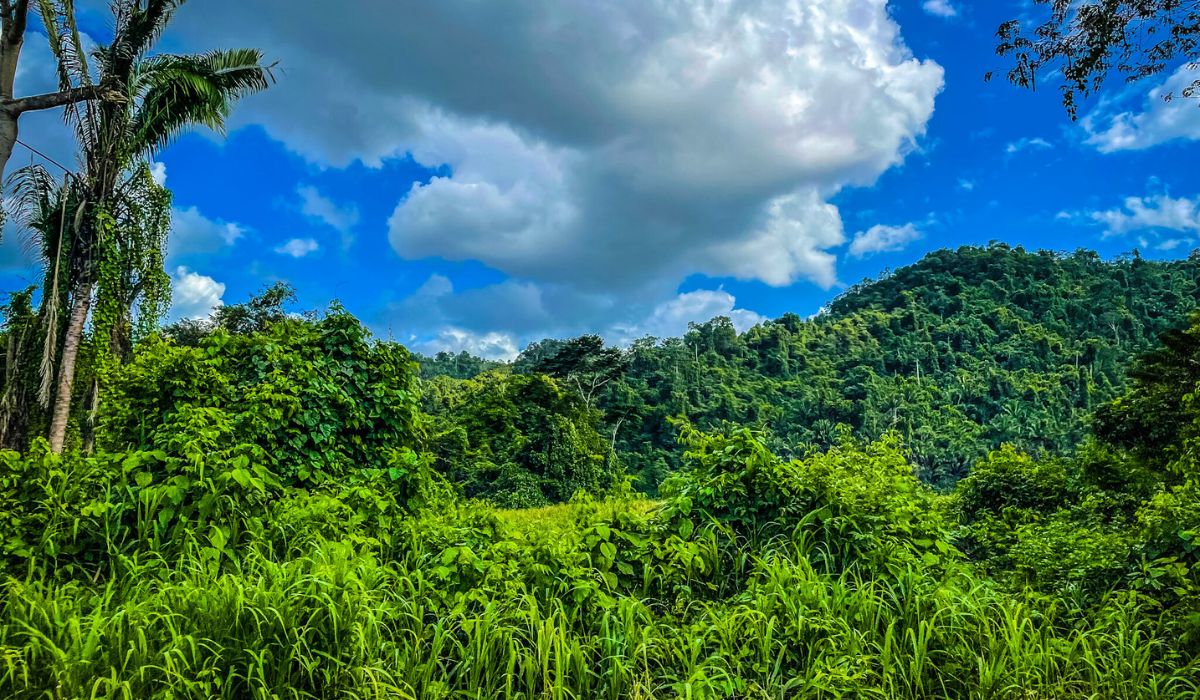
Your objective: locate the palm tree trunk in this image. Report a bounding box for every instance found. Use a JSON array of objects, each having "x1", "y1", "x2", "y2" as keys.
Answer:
[{"x1": 47, "y1": 278, "x2": 91, "y2": 453}]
